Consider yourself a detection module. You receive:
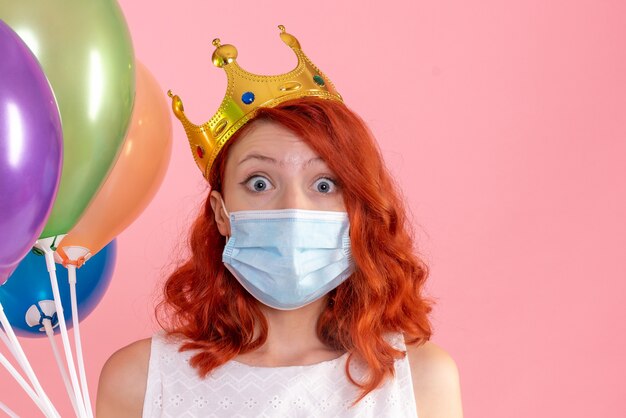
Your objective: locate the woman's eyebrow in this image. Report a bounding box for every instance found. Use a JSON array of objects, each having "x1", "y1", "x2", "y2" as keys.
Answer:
[
  {"x1": 238, "y1": 154, "x2": 324, "y2": 168},
  {"x1": 303, "y1": 157, "x2": 323, "y2": 168},
  {"x1": 238, "y1": 153, "x2": 277, "y2": 165}
]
